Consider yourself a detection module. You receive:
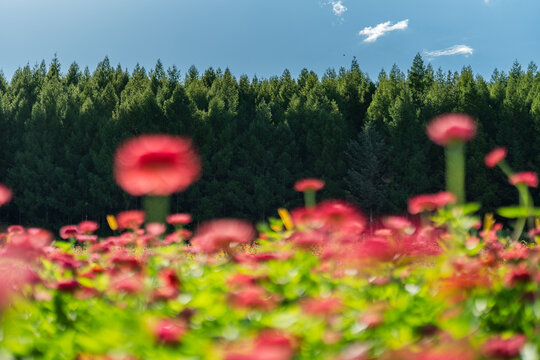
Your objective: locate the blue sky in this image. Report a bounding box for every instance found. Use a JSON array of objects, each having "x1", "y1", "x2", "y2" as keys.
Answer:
[{"x1": 0, "y1": 0, "x2": 538, "y2": 81}]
